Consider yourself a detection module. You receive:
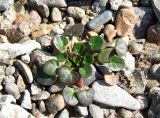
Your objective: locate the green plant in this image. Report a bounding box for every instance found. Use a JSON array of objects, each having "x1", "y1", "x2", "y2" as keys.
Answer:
[{"x1": 37, "y1": 24, "x2": 127, "y2": 106}]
